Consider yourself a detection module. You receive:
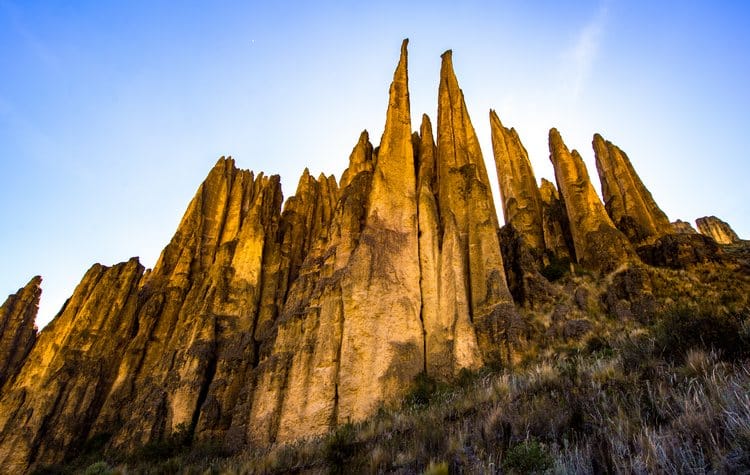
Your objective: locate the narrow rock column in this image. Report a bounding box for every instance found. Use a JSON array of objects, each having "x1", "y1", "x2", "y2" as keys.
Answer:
[
  {"x1": 490, "y1": 110, "x2": 545, "y2": 254},
  {"x1": 437, "y1": 51, "x2": 519, "y2": 365},
  {"x1": 337, "y1": 38, "x2": 425, "y2": 422},
  {"x1": 593, "y1": 134, "x2": 671, "y2": 244},
  {"x1": 549, "y1": 128, "x2": 634, "y2": 273}
]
